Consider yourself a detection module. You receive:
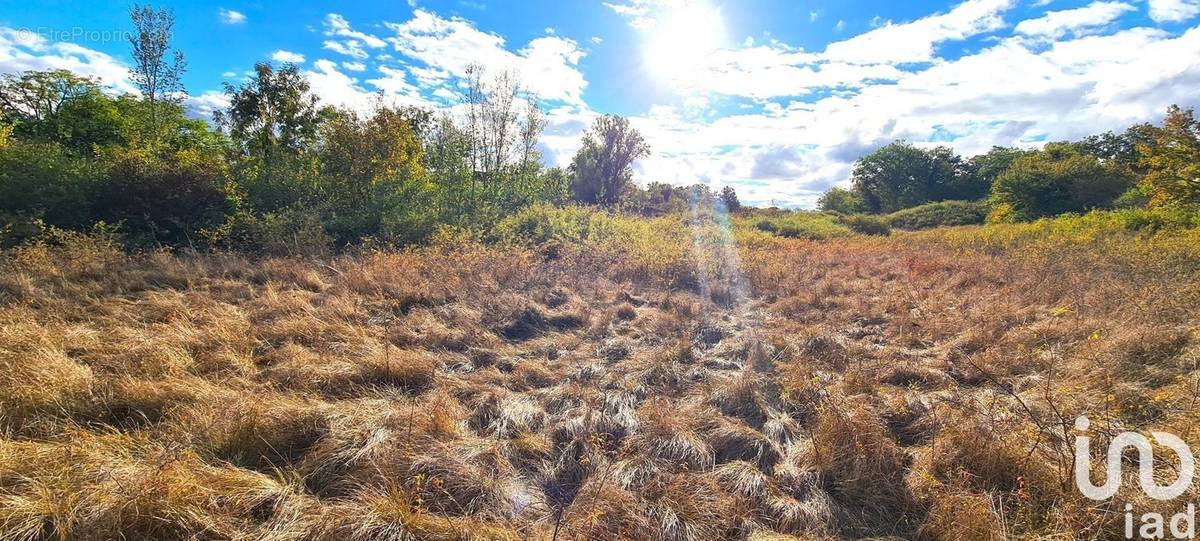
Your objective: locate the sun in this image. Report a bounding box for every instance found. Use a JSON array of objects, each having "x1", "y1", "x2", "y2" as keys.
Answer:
[{"x1": 642, "y1": 2, "x2": 727, "y2": 87}]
